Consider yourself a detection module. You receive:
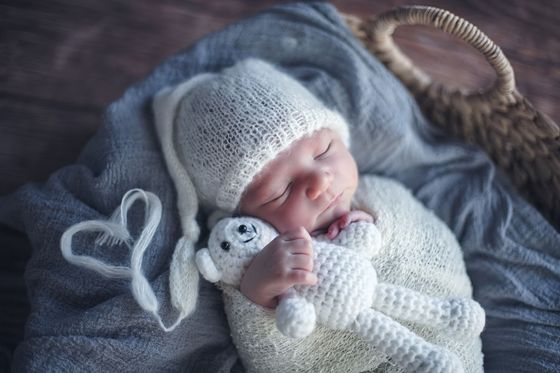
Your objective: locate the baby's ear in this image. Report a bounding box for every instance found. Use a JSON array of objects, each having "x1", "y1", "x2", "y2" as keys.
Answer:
[{"x1": 195, "y1": 248, "x2": 222, "y2": 283}]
